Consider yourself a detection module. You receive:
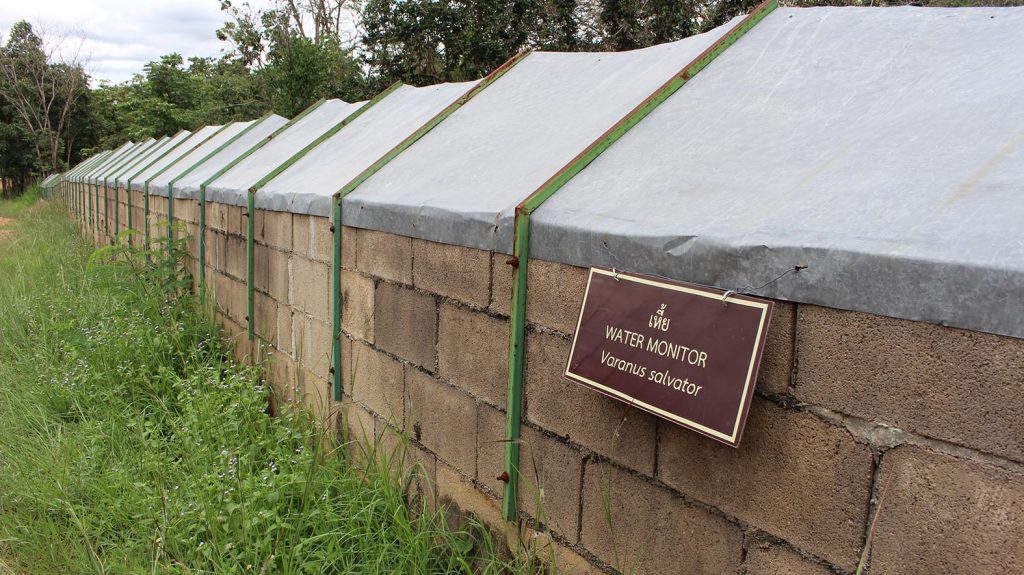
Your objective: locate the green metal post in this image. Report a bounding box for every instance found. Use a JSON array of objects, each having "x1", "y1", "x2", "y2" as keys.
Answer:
[
  {"x1": 246, "y1": 190, "x2": 255, "y2": 339},
  {"x1": 500, "y1": 0, "x2": 778, "y2": 521},
  {"x1": 167, "y1": 188, "x2": 174, "y2": 253},
  {"x1": 127, "y1": 187, "x2": 133, "y2": 244},
  {"x1": 328, "y1": 51, "x2": 530, "y2": 401},
  {"x1": 144, "y1": 182, "x2": 151, "y2": 250},
  {"x1": 104, "y1": 185, "x2": 110, "y2": 239},
  {"x1": 331, "y1": 196, "x2": 343, "y2": 400},
  {"x1": 199, "y1": 186, "x2": 207, "y2": 296}
]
